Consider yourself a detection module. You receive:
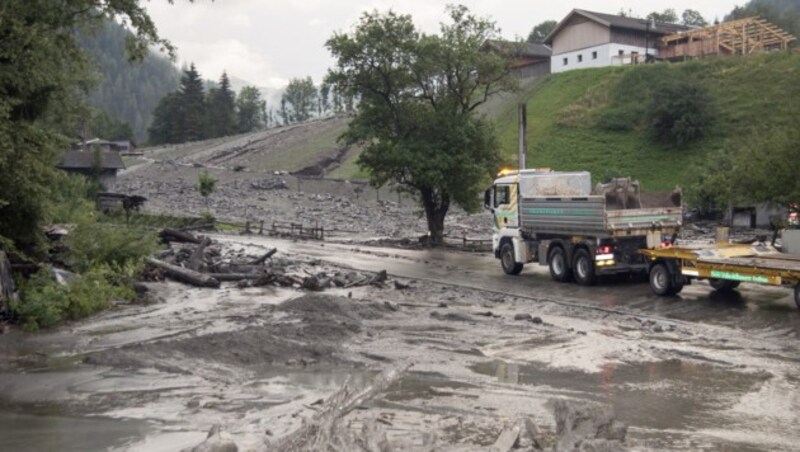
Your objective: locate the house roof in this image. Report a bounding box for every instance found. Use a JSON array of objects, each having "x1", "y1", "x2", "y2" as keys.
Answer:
[
  {"x1": 544, "y1": 9, "x2": 690, "y2": 45},
  {"x1": 484, "y1": 40, "x2": 552, "y2": 59},
  {"x1": 57, "y1": 150, "x2": 125, "y2": 171}
]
